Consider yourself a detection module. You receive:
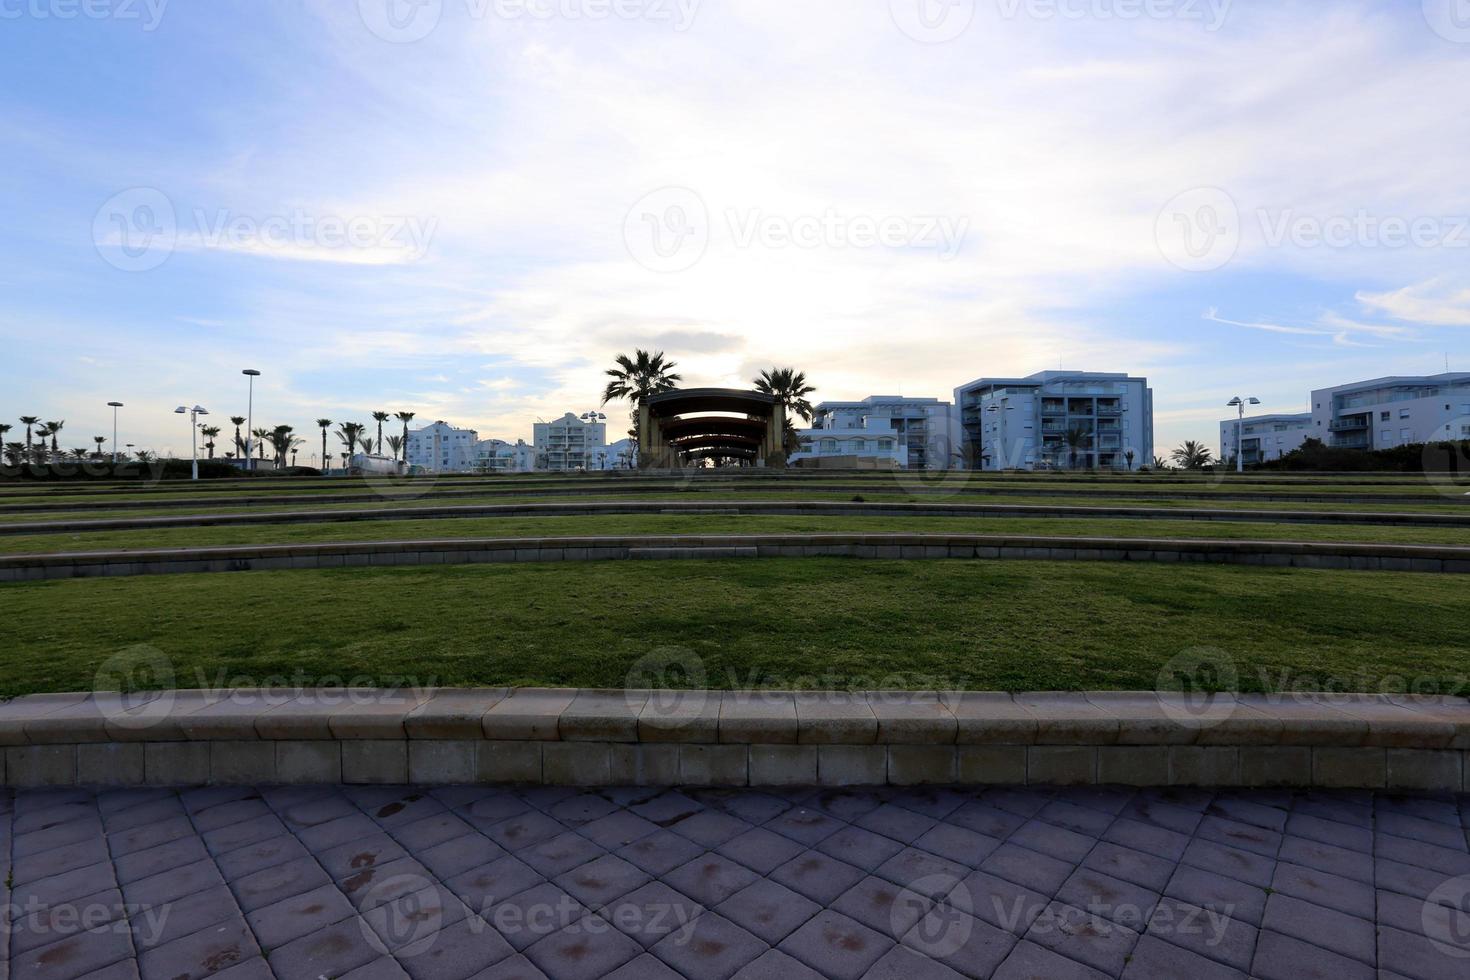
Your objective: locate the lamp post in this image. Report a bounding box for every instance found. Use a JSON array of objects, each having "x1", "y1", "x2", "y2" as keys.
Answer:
[
  {"x1": 107, "y1": 401, "x2": 124, "y2": 463},
  {"x1": 242, "y1": 369, "x2": 261, "y2": 472},
  {"x1": 1227, "y1": 396, "x2": 1261, "y2": 473},
  {"x1": 174, "y1": 405, "x2": 210, "y2": 480}
]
